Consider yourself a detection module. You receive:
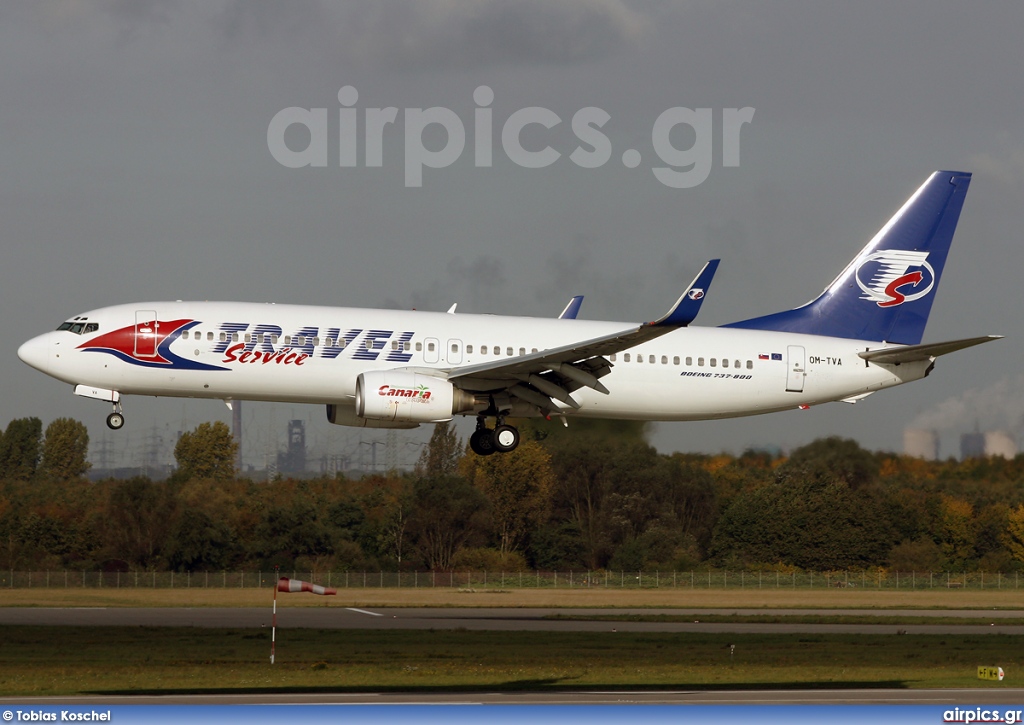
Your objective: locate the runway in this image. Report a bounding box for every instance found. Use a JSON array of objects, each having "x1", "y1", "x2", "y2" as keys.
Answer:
[{"x1": 2, "y1": 606, "x2": 1024, "y2": 635}]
